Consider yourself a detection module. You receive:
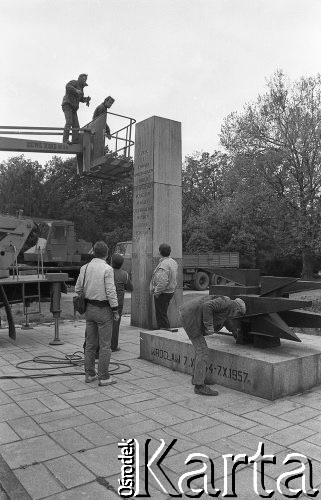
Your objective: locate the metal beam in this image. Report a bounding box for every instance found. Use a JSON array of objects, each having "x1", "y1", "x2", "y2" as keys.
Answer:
[
  {"x1": 280, "y1": 309, "x2": 321, "y2": 328},
  {"x1": 250, "y1": 313, "x2": 301, "y2": 342},
  {"x1": 209, "y1": 285, "x2": 260, "y2": 296},
  {"x1": 239, "y1": 294, "x2": 312, "y2": 315},
  {"x1": 260, "y1": 276, "x2": 299, "y2": 296},
  {"x1": 281, "y1": 281, "x2": 321, "y2": 295},
  {"x1": 211, "y1": 268, "x2": 261, "y2": 286},
  {"x1": 0, "y1": 136, "x2": 82, "y2": 154}
]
